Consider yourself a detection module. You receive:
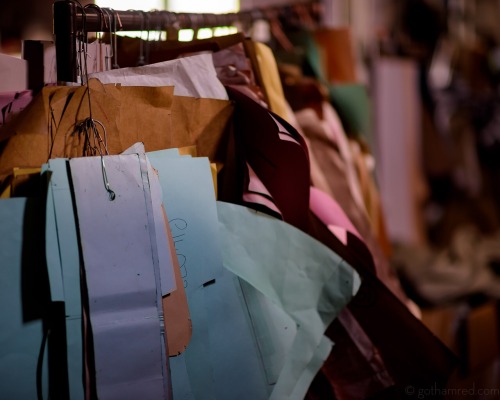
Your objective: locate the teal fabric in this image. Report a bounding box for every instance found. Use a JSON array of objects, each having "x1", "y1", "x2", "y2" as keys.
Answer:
[
  {"x1": 278, "y1": 29, "x2": 373, "y2": 141},
  {"x1": 328, "y1": 83, "x2": 372, "y2": 139}
]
